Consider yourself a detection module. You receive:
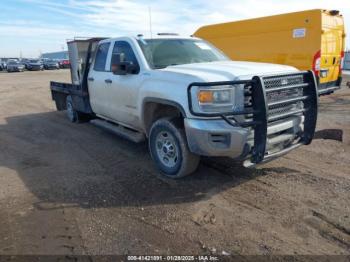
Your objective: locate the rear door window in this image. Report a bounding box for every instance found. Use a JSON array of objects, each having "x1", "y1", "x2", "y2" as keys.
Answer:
[{"x1": 94, "y1": 42, "x2": 111, "y2": 71}]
